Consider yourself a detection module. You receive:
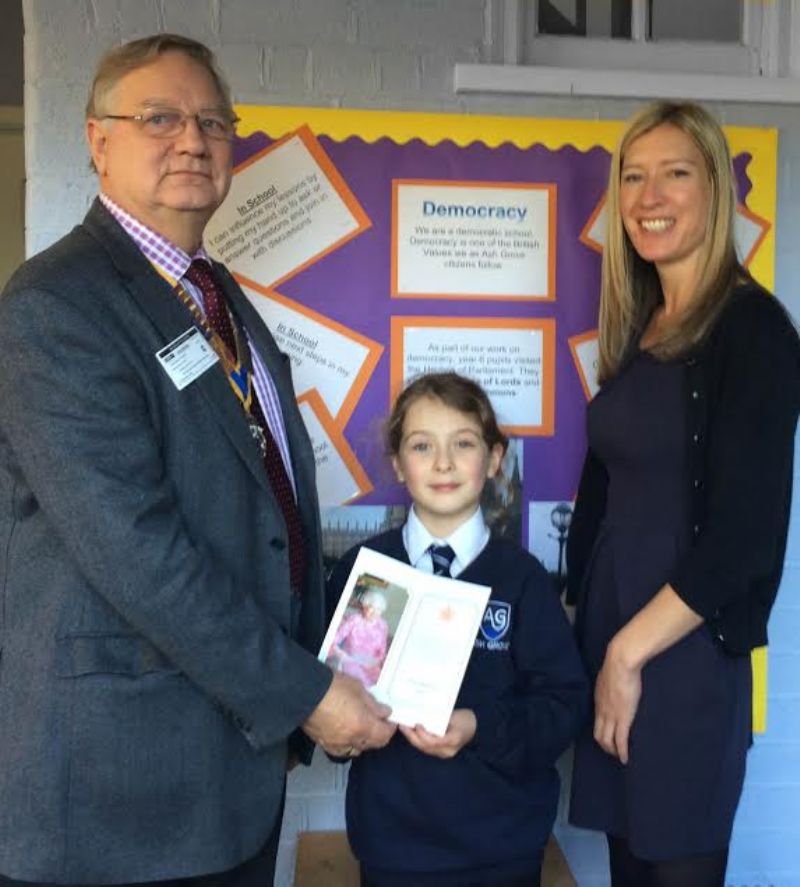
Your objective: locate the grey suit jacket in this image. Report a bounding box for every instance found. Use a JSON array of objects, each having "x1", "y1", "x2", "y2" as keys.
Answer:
[{"x1": 0, "y1": 200, "x2": 333, "y2": 883}]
